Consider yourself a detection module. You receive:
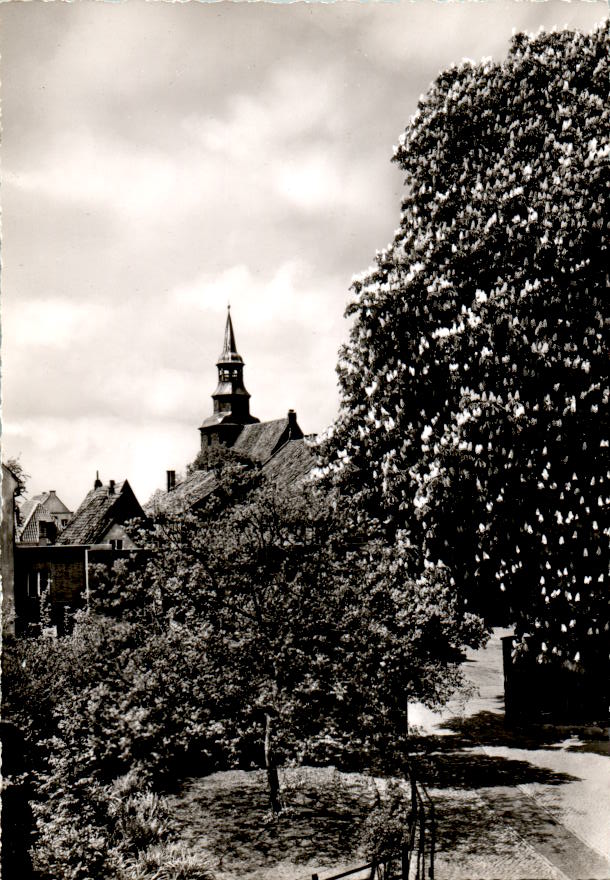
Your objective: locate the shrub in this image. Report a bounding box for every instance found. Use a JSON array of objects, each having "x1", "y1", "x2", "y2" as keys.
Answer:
[
  {"x1": 121, "y1": 842, "x2": 216, "y2": 880},
  {"x1": 361, "y1": 781, "x2": 414, "y2": 862}
]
